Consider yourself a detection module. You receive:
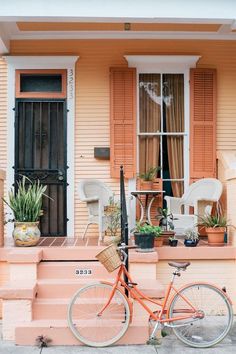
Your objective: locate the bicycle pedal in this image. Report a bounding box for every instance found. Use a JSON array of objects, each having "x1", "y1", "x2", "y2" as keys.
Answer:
[{"x1": 146, "y1": 338, "x2": 161, "y2": 345}]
